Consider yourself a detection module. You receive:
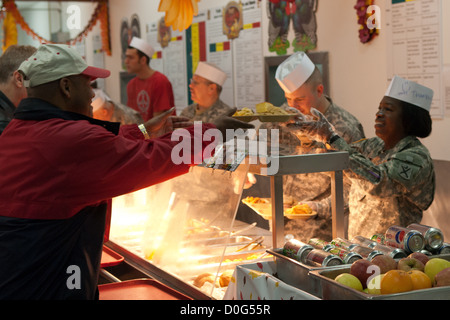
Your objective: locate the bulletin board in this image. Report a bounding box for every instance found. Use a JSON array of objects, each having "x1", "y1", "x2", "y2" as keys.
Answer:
[
  {"x1": 145, "y1": 0, "x2": 265, "y2": 114},
  {"x1": 386, "y1": 0, "x2": 445, "y2": 119}
]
